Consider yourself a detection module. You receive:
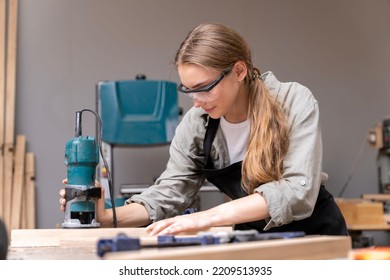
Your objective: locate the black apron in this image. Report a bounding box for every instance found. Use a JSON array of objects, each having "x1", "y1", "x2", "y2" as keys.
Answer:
[{"x1": 202, "y1": 117, "x2": 348, "y2": 236}]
